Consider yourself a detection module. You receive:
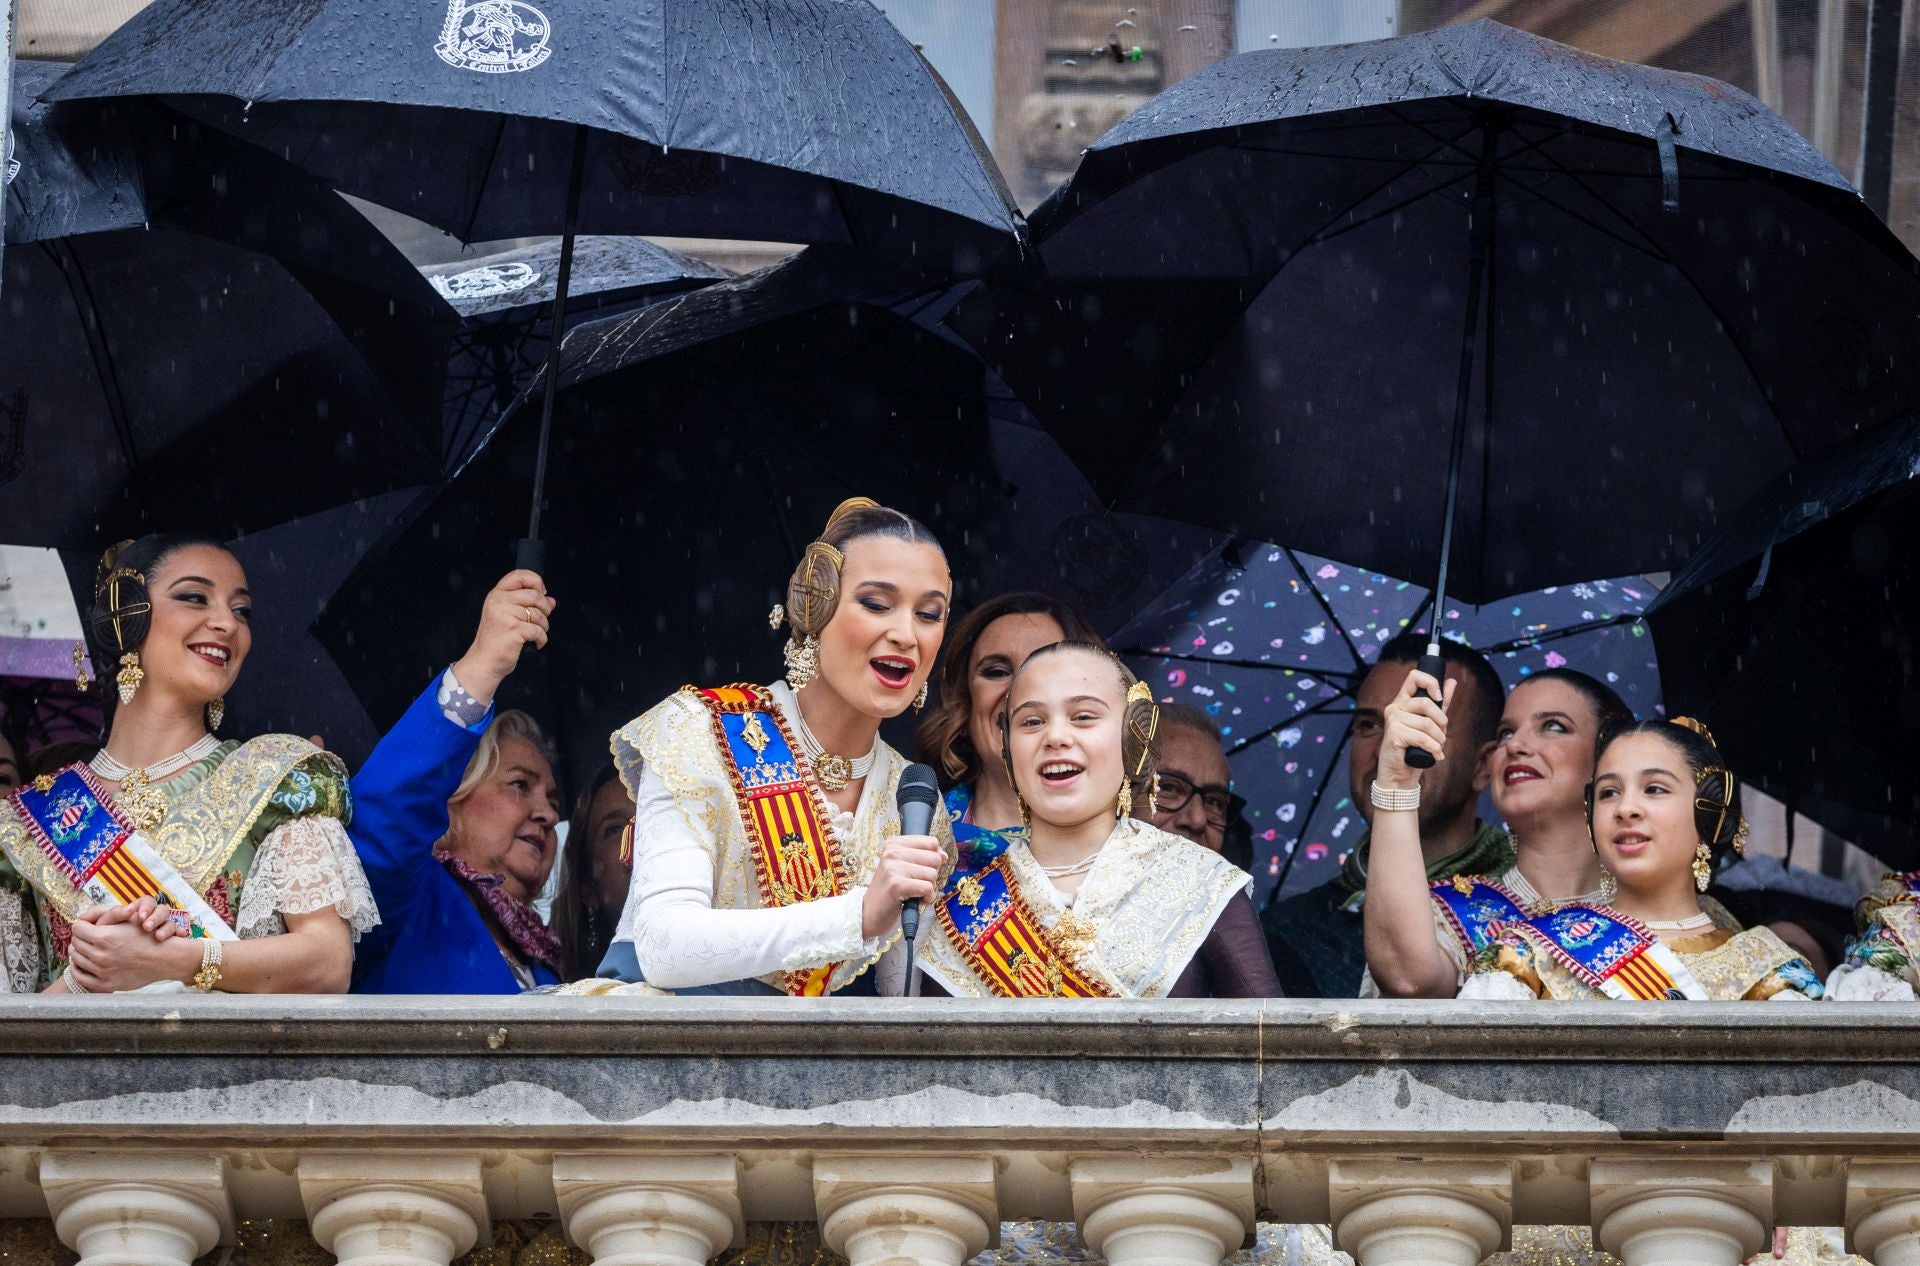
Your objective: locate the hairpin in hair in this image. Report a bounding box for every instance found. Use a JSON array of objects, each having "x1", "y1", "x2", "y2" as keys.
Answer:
[{"x1": 1670, "y1": 715, "x2": 1717, "y2": 746}]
